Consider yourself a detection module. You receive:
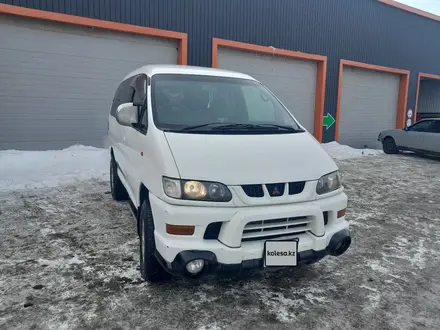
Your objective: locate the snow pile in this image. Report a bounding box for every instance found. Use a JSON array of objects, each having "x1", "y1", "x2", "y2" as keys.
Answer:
[
  {"x1": 0, "y1": 141, "x2": 382, "y2": 193},
  {"x1": 322, "y1": 142, "x2": 382, "y2": 160},
  {"x1": 0, "y1": 145, "x2": 108, "y2": 193}
]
